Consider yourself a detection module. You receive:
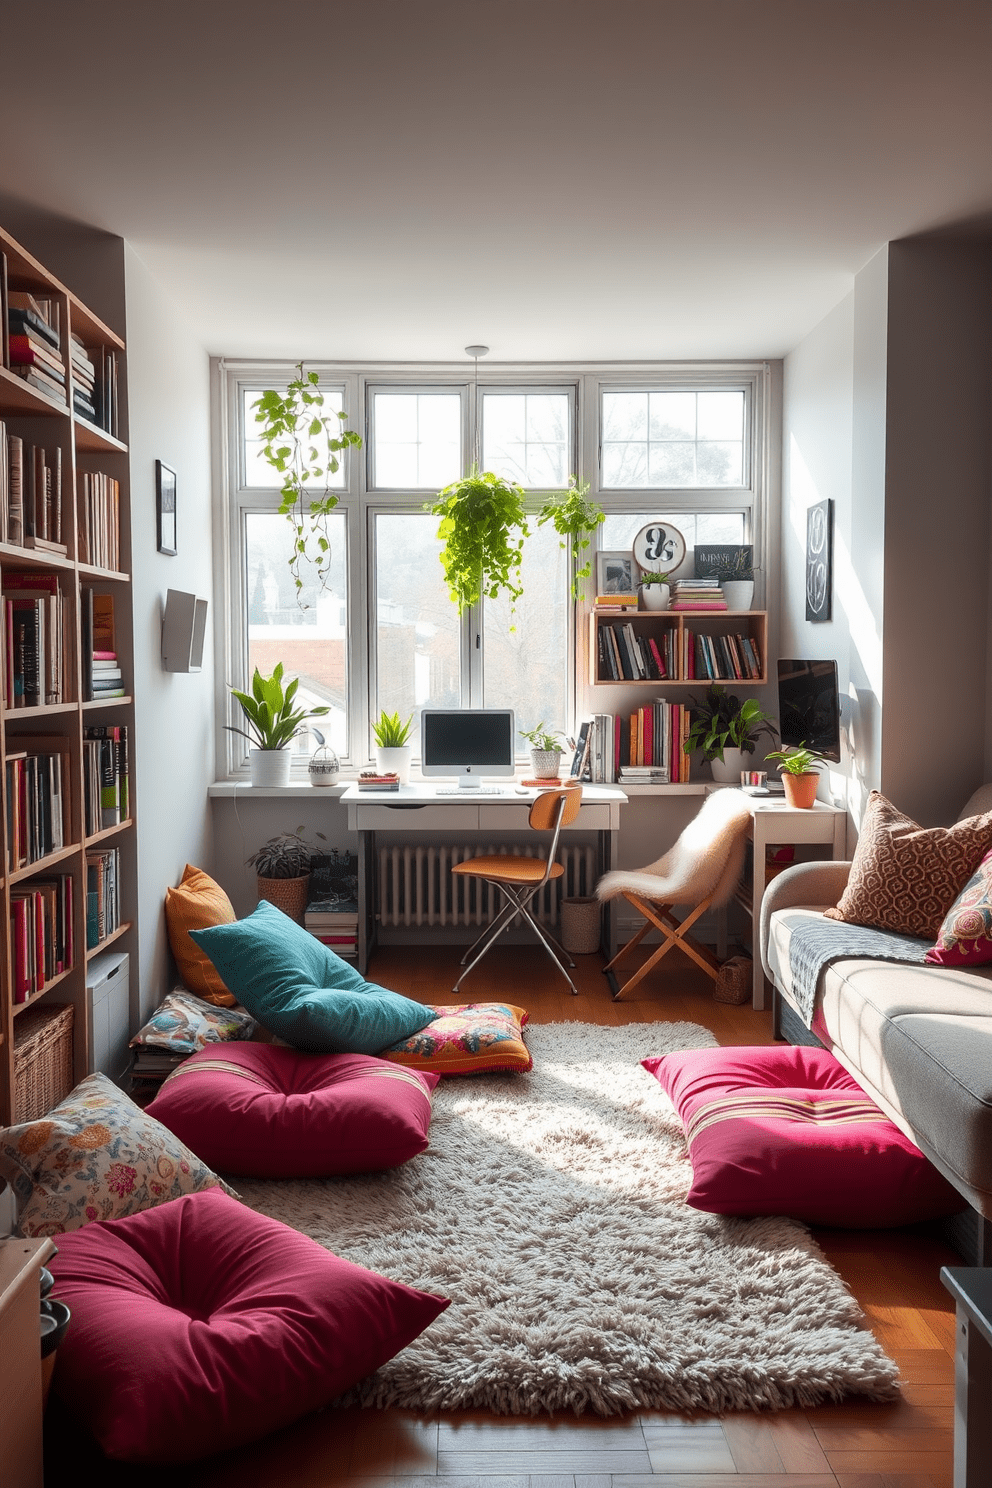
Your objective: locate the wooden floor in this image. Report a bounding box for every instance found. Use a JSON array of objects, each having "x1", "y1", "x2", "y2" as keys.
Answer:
[{"x1": 44, "y1": 944, "x2": 960, "y2": 1488}]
